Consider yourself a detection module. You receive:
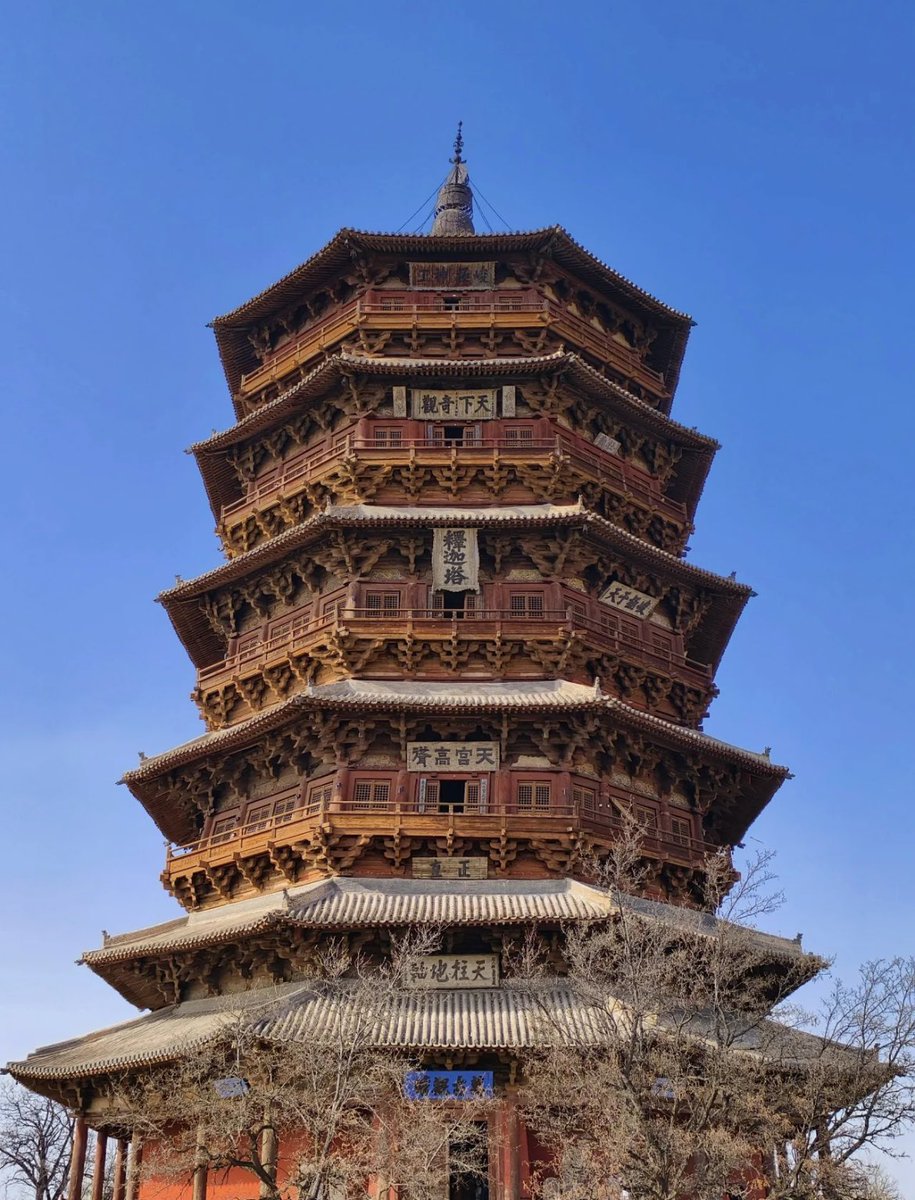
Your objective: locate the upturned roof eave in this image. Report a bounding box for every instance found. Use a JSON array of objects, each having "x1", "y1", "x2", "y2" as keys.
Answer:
[
  {"x1": 190, "y1": 350, "x2": 718, "y2": 525},
  {"x1": 121, "y1": 683, "x2": 789, "y2": 803}
]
